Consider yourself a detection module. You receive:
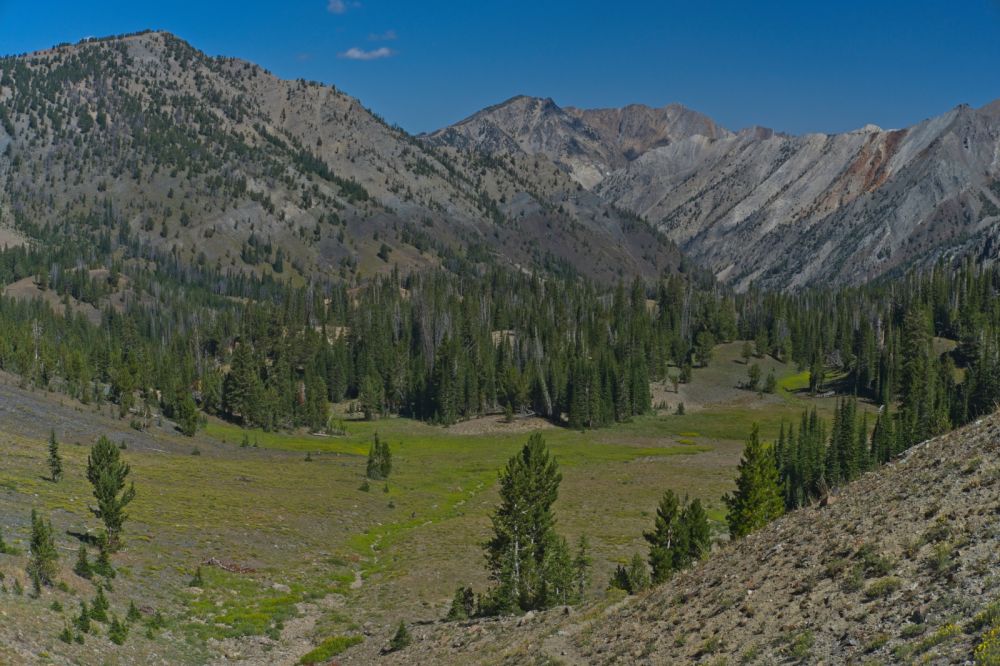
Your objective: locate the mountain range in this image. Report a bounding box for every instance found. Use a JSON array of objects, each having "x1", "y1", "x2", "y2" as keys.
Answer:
[
  {"x1": 429, "y1": 95, "x2": 1000, "y2": 290},
  {"x1": 2, "y1": 31, "x2": 999, "y2": 290},
  {"x1": 0, "y1": 31, "x2": 680, "y2": 286}
]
